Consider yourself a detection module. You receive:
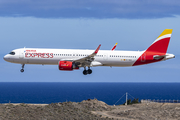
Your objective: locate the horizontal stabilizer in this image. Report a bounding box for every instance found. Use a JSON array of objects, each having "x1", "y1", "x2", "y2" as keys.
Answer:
[{"x1": 153, "y1": 55, "x2": 167, "y2": 60}]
